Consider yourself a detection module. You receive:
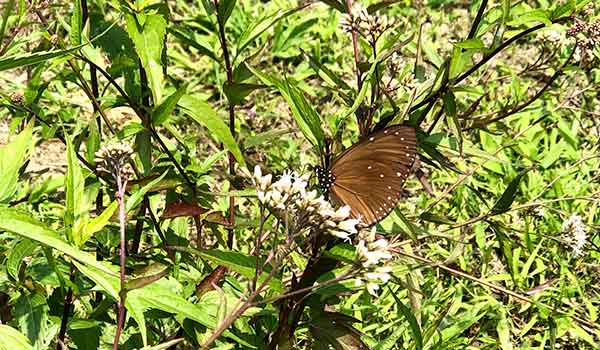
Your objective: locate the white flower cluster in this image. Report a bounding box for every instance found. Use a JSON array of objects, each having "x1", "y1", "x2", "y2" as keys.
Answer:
[
  {"x1": 251, "y1": 166, "x2": 361, "y2": 240},
  {"x1": 339, "y1": 3, "x2": 392, "y2": 40},
  {"x1": 537, "y1": 29, "x2": 564, "y2": 45},
  {"x1": 355, "y1": 228, "x2": 393, "y2": 295},
  {"x1": 562, "y1": 213, "x2": 588, "y2": 257}
]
